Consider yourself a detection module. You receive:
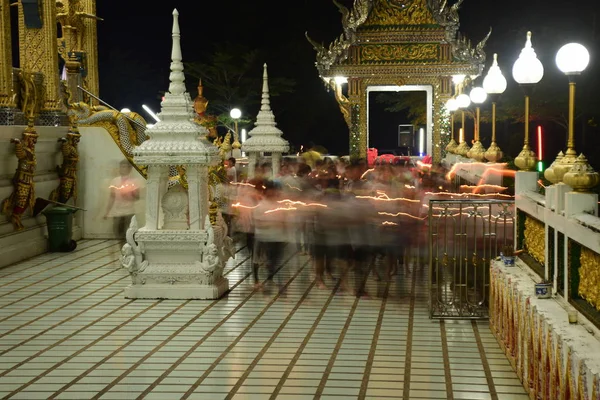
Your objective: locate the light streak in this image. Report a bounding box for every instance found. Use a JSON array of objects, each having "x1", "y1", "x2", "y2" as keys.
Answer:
[
  {"x1": 230, "y1": 182, "x2": 256, "y2": 188},
  {"x1": 142, "y1": 104, "x2": 160, "y2": 123},
  {"x1": 425, "y1": 191, "x2": 514, "y2": 199},
  {"x1": 277, "y1": 199, "x2": 327, "y2": 208},
  {"x1": 360, "y1": 168, "x2": 375, "y2": 179},
  {"x1": 285, "y1": 184, "x2": 302, "y2": 191},
  {"x1": 382, "y1": 221, "x2": 399, "y2": 226},
  {"x1": 232, "y1": 202, "x2": 259, "y2": 209},
  {"x1": 417, "y1": 161, "x2": 432, "y2": 169},
  {"x1": 356, "y1": 192, "x2": 420, "y2": 203},
  {"x1": 537, "y1": 126, "x2": 543, "y2": 161},
  {"x1": 445, "y1": 162, "x2": 508, "y2": 181},
  {"x1": 265, "y1": 207, "x2": 297, "y2": 214},
  {"x1": 378, "y1": 211, "x2": 427, "y2": 221},
  {"x1": 109, "y1": 184, "x2": 136, "y2": 190}
]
